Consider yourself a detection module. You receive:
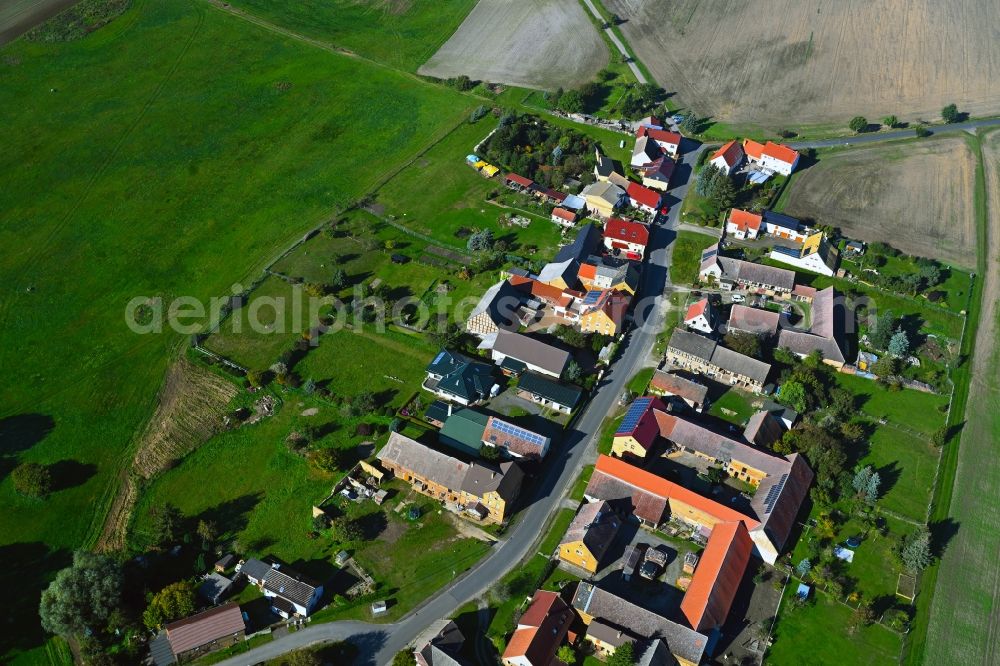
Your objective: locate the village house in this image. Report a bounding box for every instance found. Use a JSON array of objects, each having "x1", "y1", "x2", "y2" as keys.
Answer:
[
  {"x1": 637, "y1": 125, "x2": 682, "y2": 157},
  {"x1": 501, "y1": 590, "x2": 575, "y2": 666},
  {"x1": 762, "y1": 210, "x2": 810, "y2": 243},
  {"x1": 604, "y1": 217, "x2": 650, "y2": 260},
  {"x1": 638, "y1": 156, "x2": 675, "y2": 191},
  {"x1": 727, "y1": 304, "x2": 780, "y2": 338},
  {"x1": 699, "y1": 243, "x2": 796, "y2": 297},
  {"x1": 679, "y1": 520, "x2": 754, "y2": 632},
  {"x1": 505, "y1": 172, "x2": 534, "y2": 191},
  {"x1": 777, "y1": 286, "x2": 848, "y2": 368},
  {"x1": 709, "y1": 139, "x2": 744, "y2": 175},
  {"x1": 665, "y1": 328, "x2": 771, "y2": 393},
  {"x1": 550, "y1": 207, "x2": 577, "y2": 228},
  {"x1": 482, "y1": 415, "x2": 551, "y2": 459},
  {"x1": 769, "y1": 231, "x2": 839, "y2": 276},
  {"x1": 742, "y1": 139, "x2": 800, "y2": 175},
  {"x1": 631, "y1": 135, "x2": 662, "y2": 167},
  {"x1": 558, "y1": 500, "x2": 621, "y2": 573},
  {"x1": 725, "y1": 208, "x2": 763, "y2": 240},
  {"x1": 578, "y1": 255, "x2": 639, "y2": 295},
  {"x1": 239, "y1": 559, "x2": 324, "y2": 618},
  {"x1": 594, "y1": 148, "x2": 623, "y2": 183},
  {"x1": 684, "y1": 297, "x2": 717, "y2": 334},
  {"x1": 466, "y1": 280, "x2": 525, "y2": 337},
  {"x1": 415, "y1": 621, "x2": 470, "y2": 666},
  {"x1": 571, "y1": 581, "x2": 708, "y2": 666},
  {"x1": 377, "y1": 432, "x2": 523, "y2": 523},
  {"x1": 581, "y1": 181, "x2": 626, "y2": 219},
  {"x1": 648, "y1": 370, "x2": 708, "y2": 412},
  {"x1": 579, "y1": 289, "x2": 630, "y2": 336},
  {"x1": 536, "y1": 223, "x2": 602, "y2": 289},
  {"x1": 626, "y1": 181, "x2": 663, "y2": 216},
  {"x1": 162, "y1": 603, "x2": 246, "y2": 663},
  {"x1": 423, "y1": 349, "x2": 498, "y2": 405},
  {"x1": 516, "y1": 372, "x2": 583, "y2": 414},
  {"x1": 438, "y1": 407, "x2": 491, "y2": 457},
  {"x1": 490, "y1": 330, "x2": 571, "y2": 379}
]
